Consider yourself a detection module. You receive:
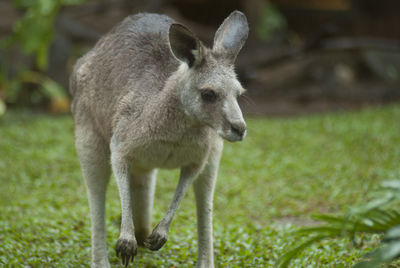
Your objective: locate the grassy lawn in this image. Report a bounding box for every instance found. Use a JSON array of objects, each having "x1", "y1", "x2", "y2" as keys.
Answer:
[{"x1": 1, "y1": 104, "x2": 399, "y2": 267}]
